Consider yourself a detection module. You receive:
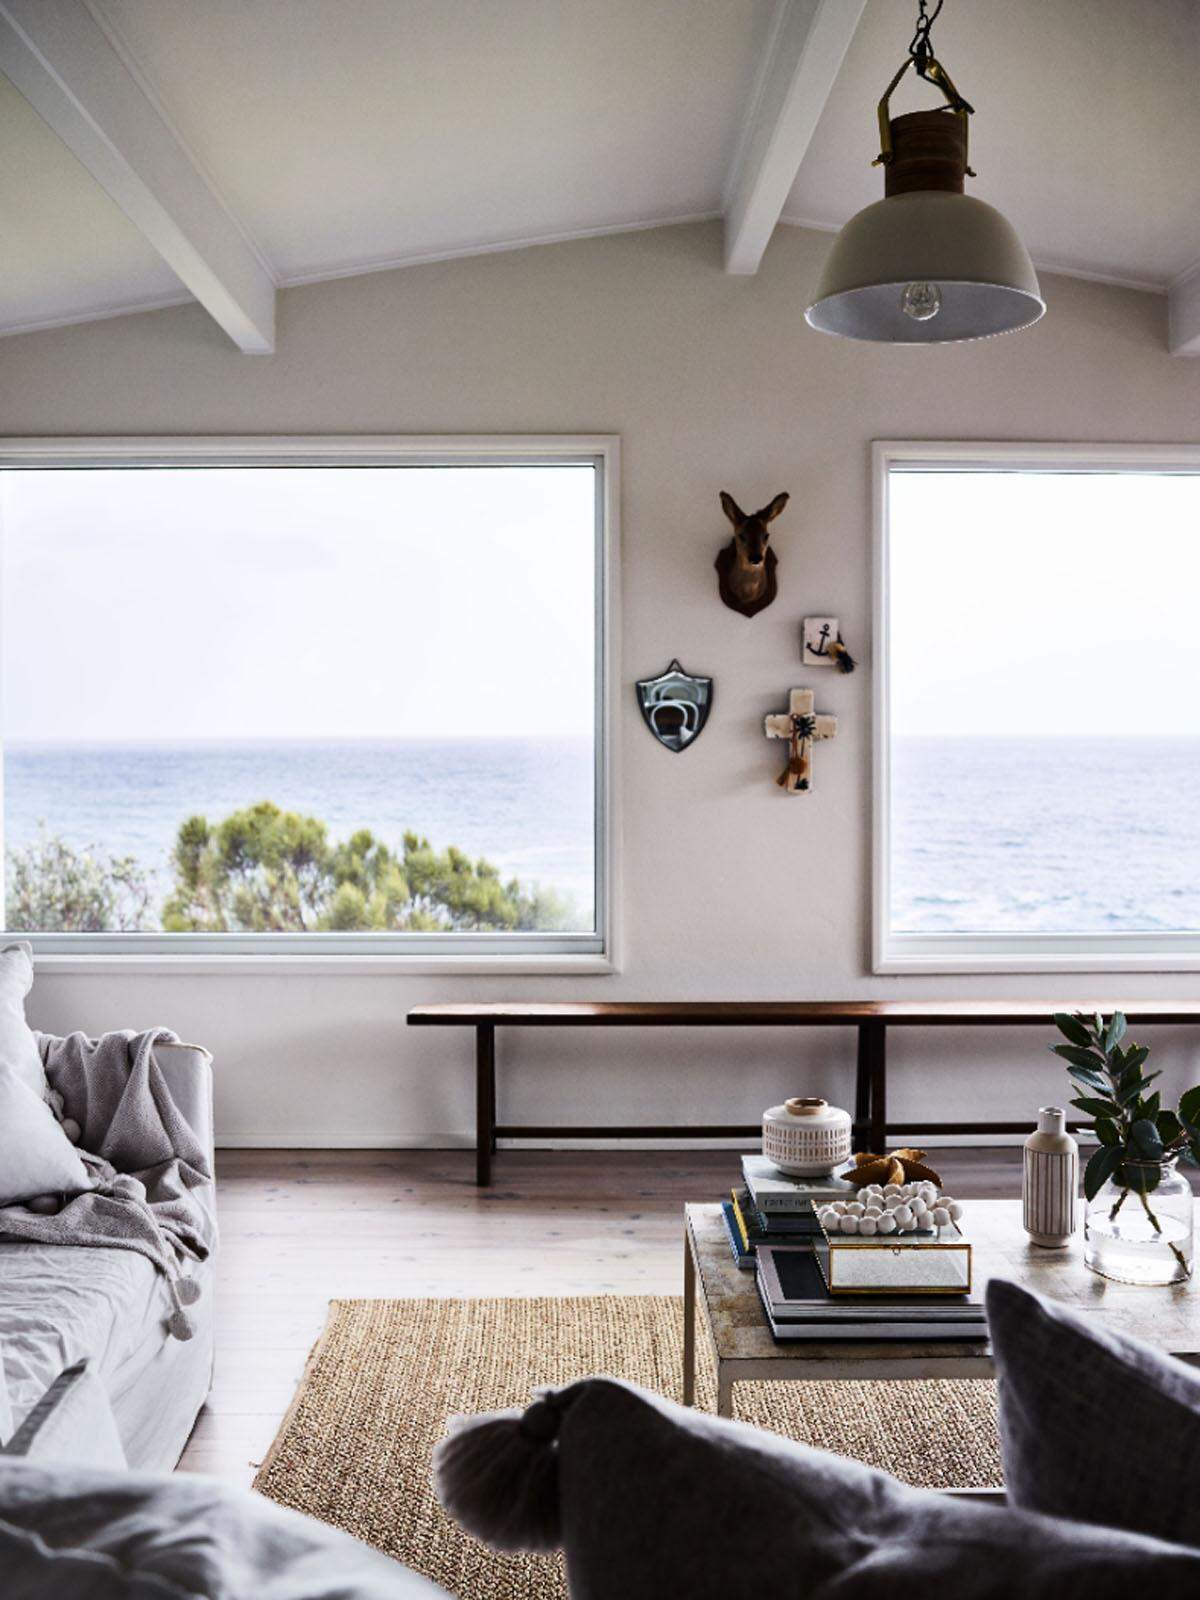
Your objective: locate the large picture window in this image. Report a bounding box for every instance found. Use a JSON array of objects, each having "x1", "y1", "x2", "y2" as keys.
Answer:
[
  {"x1": 875, "y1": 442, "x2": 1200, "y2": 973},
  {"x1": 0, "y1": 438, "x2": 615, "y2": 965}
]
